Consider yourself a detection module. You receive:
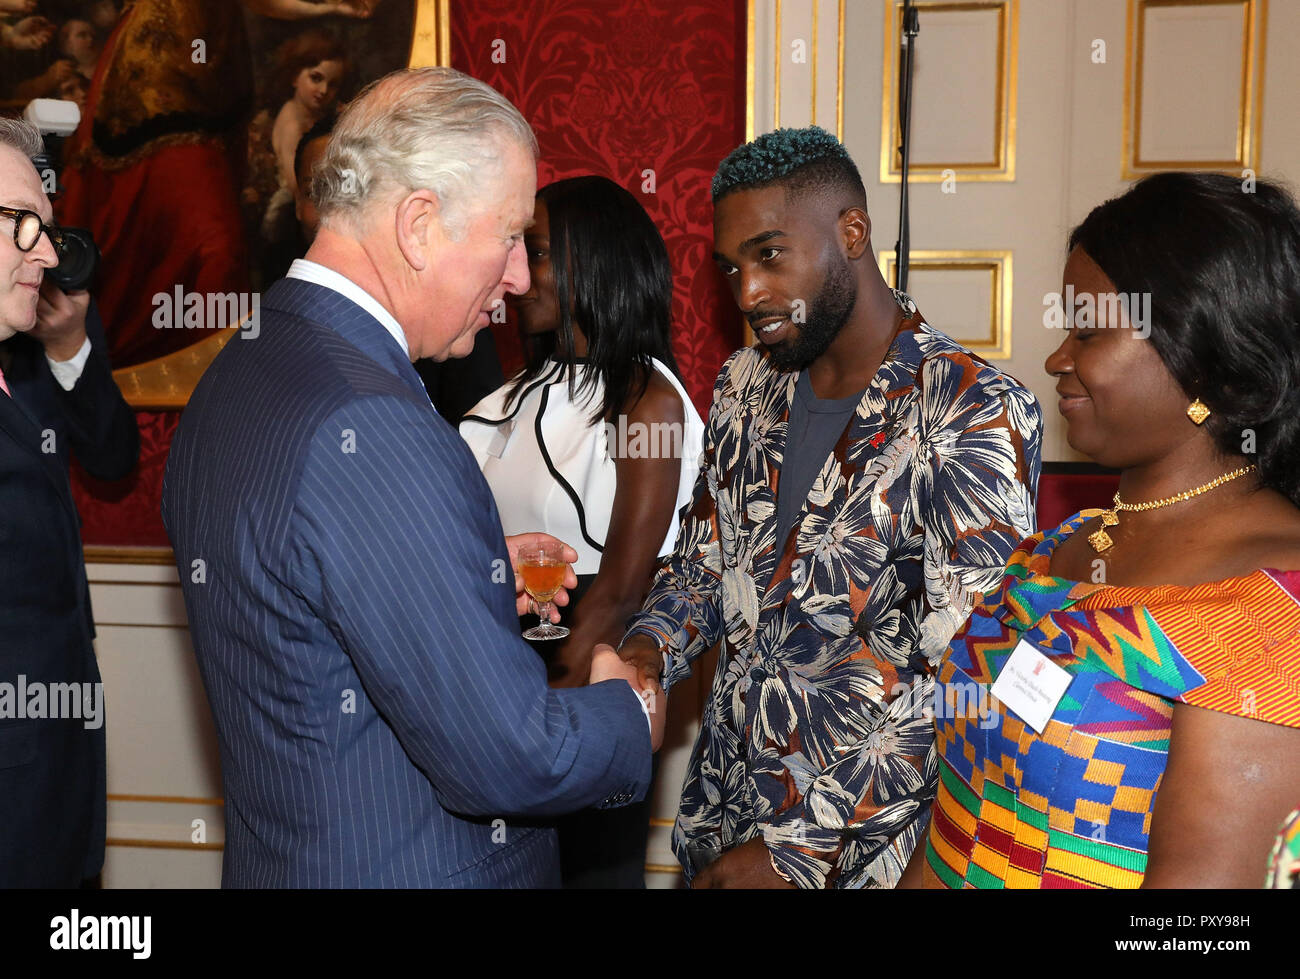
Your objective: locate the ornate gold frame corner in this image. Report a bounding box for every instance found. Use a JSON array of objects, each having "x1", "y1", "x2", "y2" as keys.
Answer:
[
  {"x1": 876, "y1": 248, "x2": 1013, "y2": 359},
  {"x1": 878, "y1": 0, "x2": 1019, "y2": 185},
  {"x1": 1121, "y1": 0, "x2": 1267, "y2": 181}
]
